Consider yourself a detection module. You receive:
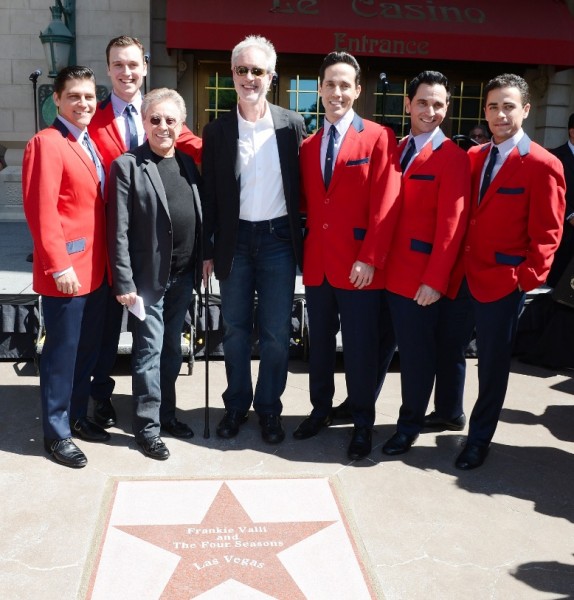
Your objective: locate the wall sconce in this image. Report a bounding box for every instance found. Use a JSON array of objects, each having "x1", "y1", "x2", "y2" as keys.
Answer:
[{"x1": 39, "y1": 0, "x2": 76, "y2": 78}]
